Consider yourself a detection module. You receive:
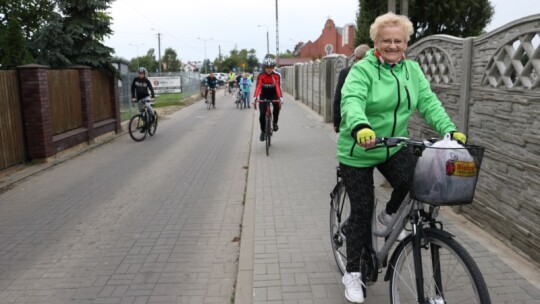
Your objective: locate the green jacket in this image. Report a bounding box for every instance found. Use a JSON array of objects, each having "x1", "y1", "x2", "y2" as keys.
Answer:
[{"x1": 337, "y1": 49, "x2": 457, "y2": 168}]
